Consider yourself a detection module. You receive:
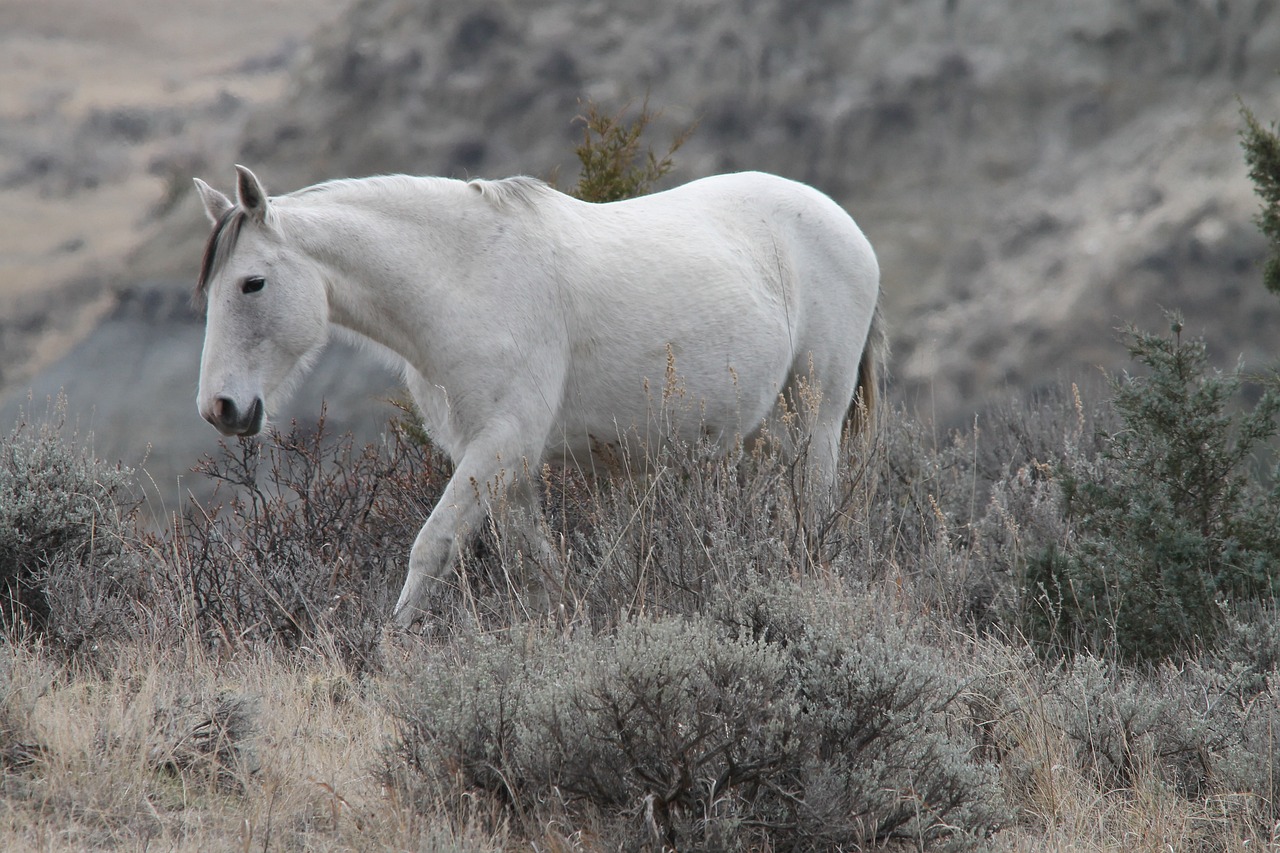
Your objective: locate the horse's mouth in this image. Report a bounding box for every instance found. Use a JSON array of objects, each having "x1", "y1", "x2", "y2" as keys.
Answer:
[{"x1": 238, "y1": 398, "x2": 266, "y2": 436}]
